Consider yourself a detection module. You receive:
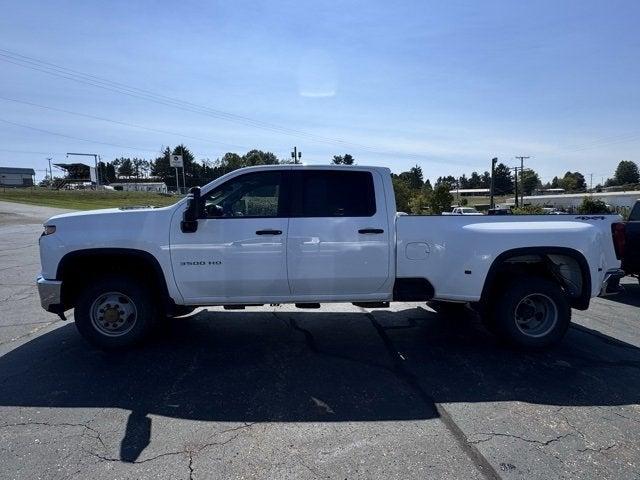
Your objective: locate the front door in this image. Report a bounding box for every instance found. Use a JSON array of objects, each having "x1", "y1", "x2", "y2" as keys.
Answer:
[
  {"x1": 170, "y1": 170, "x2": 289, "y2": 302},
  {"x1": 286, "y1": 169, "x2": 391, "y2": 297}
]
